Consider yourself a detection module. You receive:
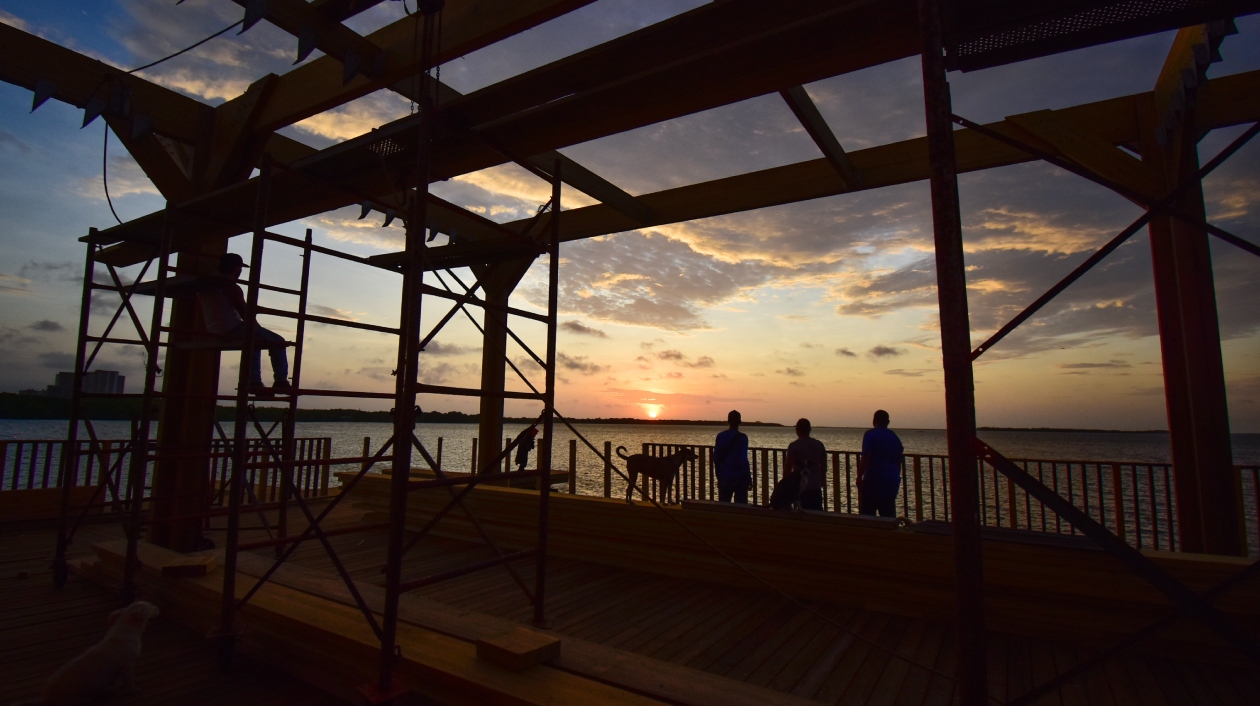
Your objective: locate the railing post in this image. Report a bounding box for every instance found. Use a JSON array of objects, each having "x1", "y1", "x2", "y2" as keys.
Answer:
[
  {"x1": 1112, "y1": 463, "x2": 1126, "y2": 542},
  {"x1": 505, "y1": 437, "x2": 512, "y2": 473},
  {"x1": 435, "y1": 437, "x2": 443, "y2": 472},
  {"x1": 471, "y1": 437, "x2": 477, "y2": 475},
  {"x1": 1007, "y1": 462, "x2": 1018, "y2": 530},
  {"x1": 698, "y1": 446, "x2": 706, "y2": 501},
  {"x1": 760, "y1": 449, "x2": 770, "y2": 504},
  {"x1": 603, "y1": 441, "x2": 612, "y2": 498},
  {"x1": 361, "y1": 436, "x2": 371, "y2": 473},
  {"x1": 568, "y1": 439, "x2": 577, "y2": 495},
  {"x1": 321, "y1": 438, "x2": 331, "y2": 496},
  {"x1": 914, "y1": 456, "x2": 924, "y2": 522}
]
